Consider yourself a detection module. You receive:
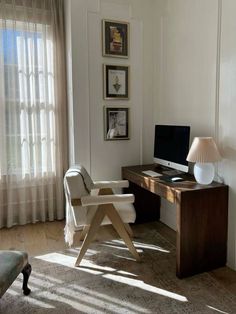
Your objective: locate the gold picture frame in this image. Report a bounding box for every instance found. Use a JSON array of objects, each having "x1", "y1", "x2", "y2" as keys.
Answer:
[{"x1": 102, "y1": 19, "x2": 129, "y2": 58}]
